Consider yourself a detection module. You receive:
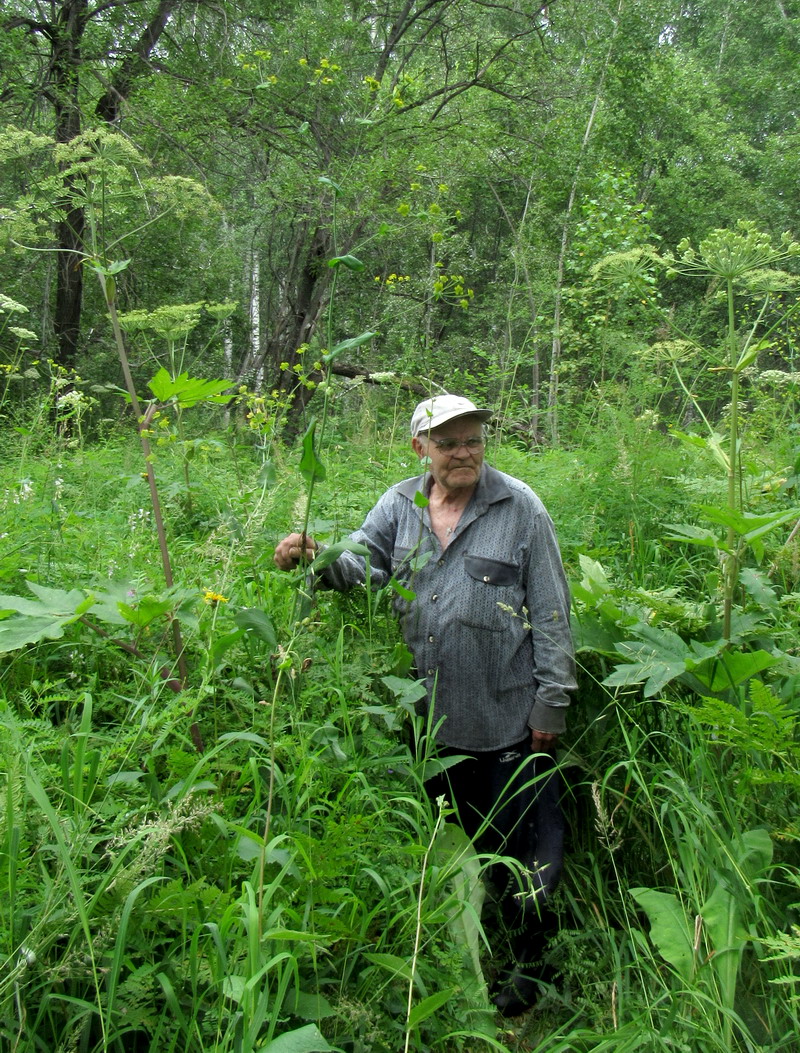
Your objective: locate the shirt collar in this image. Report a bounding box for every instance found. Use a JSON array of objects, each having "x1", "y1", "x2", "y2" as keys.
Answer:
[{"x1": 397, "y1": 464, "x2": 512, "y2": 508}]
